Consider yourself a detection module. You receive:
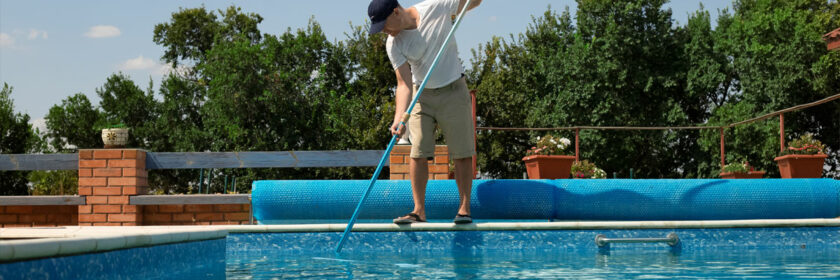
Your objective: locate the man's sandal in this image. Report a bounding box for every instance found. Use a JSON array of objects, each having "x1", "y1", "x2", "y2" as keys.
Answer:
[
  {"x1": 453, "y1": 214, "x2": 472, "y2": 224},
  {"x1": 393, "y1": 213, "x2": 426, "y2": 224}
]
